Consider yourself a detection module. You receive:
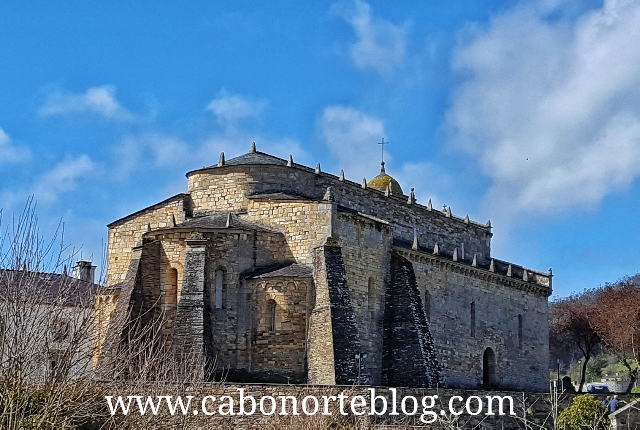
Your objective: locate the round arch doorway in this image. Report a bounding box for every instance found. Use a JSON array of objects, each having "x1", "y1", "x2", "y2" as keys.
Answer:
[{"x1": 482, "y1": 347, "x2": 496, "y2": 389}]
